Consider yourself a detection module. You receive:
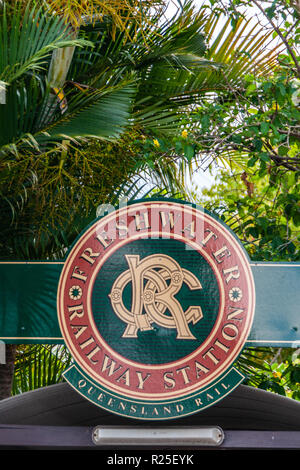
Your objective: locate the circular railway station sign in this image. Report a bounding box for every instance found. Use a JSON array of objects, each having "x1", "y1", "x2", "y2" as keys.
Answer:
[{"x1": 57, "y1": 199, "x2": 256, "y2": 420}]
